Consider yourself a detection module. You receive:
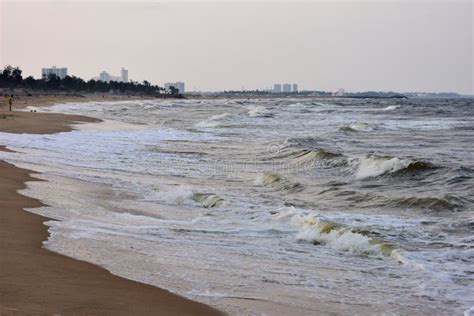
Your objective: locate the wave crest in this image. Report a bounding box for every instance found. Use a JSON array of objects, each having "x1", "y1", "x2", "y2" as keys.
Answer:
[
  {"x1": 339, "y1": 123, "x2": 372, "y2": 132},
  {"x1": 349, "y1": 154, "x2": 434, "y2": 179},
  {"x1": 192, "y1": 193, "x2": 225, "y2": 208},
  {"x1": 247, "y1": 106, "x2": 274, "y2": 118},
  {"x1": 383, "y1": 105, "x2": 401, "y2": 111},
  {"x1": 254, "y1": 173, "x2": 303, "y2": 193},
  {"x1": 195, "y1": 113, "x2": 230, "y2": 128},
  {"x1": 393, "y1": 195, "x2": 464, "y2": 212},
  {"x1": 290, "y1": 214, "x2": 401, "y2": 259}
]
